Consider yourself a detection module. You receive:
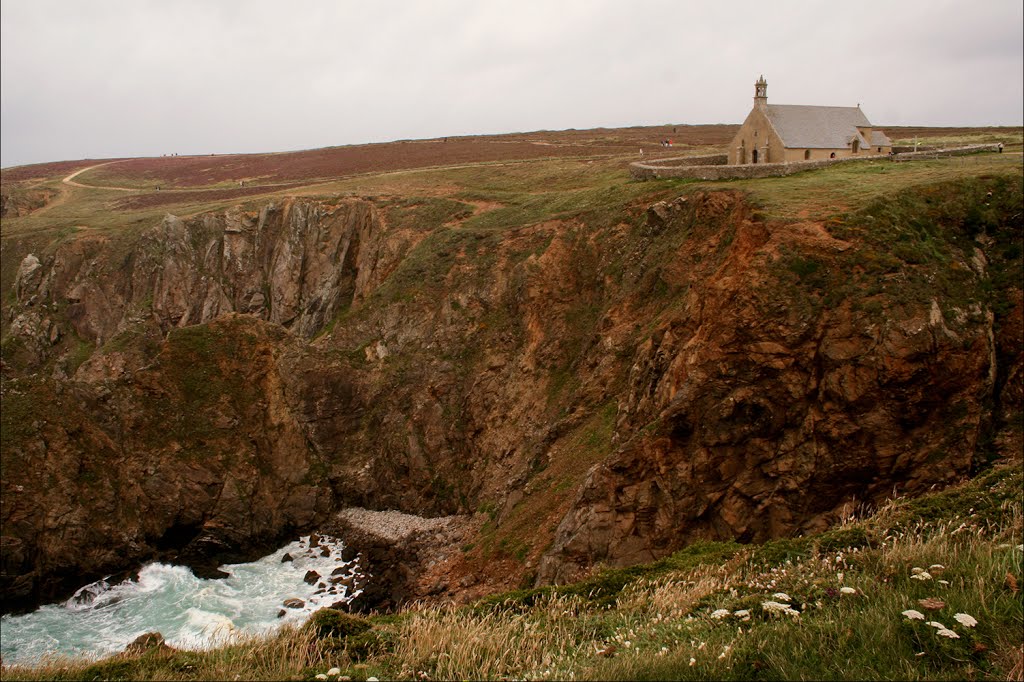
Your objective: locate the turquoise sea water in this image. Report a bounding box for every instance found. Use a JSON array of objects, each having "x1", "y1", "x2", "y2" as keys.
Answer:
[{"x1": 0, "y1": 535, "x2": 362, "y2": 665}]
